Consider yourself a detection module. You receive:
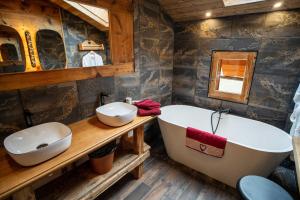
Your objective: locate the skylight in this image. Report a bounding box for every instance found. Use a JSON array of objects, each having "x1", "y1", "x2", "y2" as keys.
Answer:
[{"x1": 223, "y1": 0, "x2": 265, "y2": 7}]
